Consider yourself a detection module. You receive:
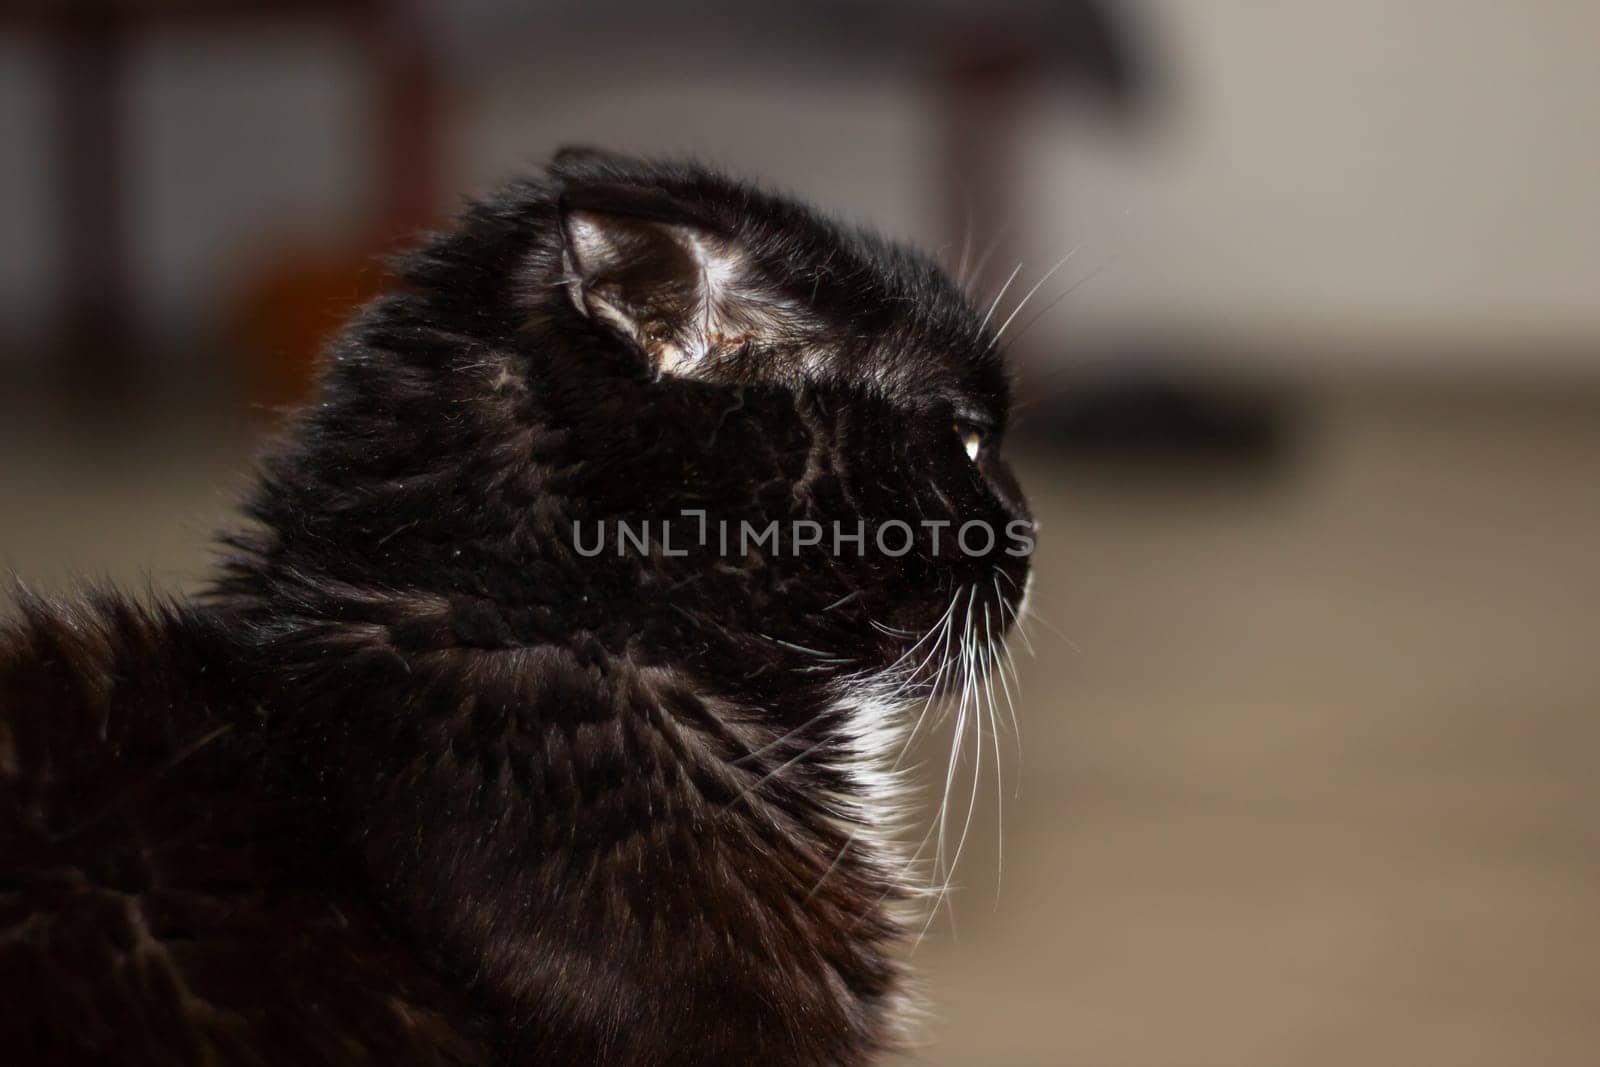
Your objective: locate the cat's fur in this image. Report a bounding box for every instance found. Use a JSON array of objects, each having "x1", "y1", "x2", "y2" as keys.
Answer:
[{"x1": 0, "y1": 150, "x2": 1031, "y2": 1065}]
